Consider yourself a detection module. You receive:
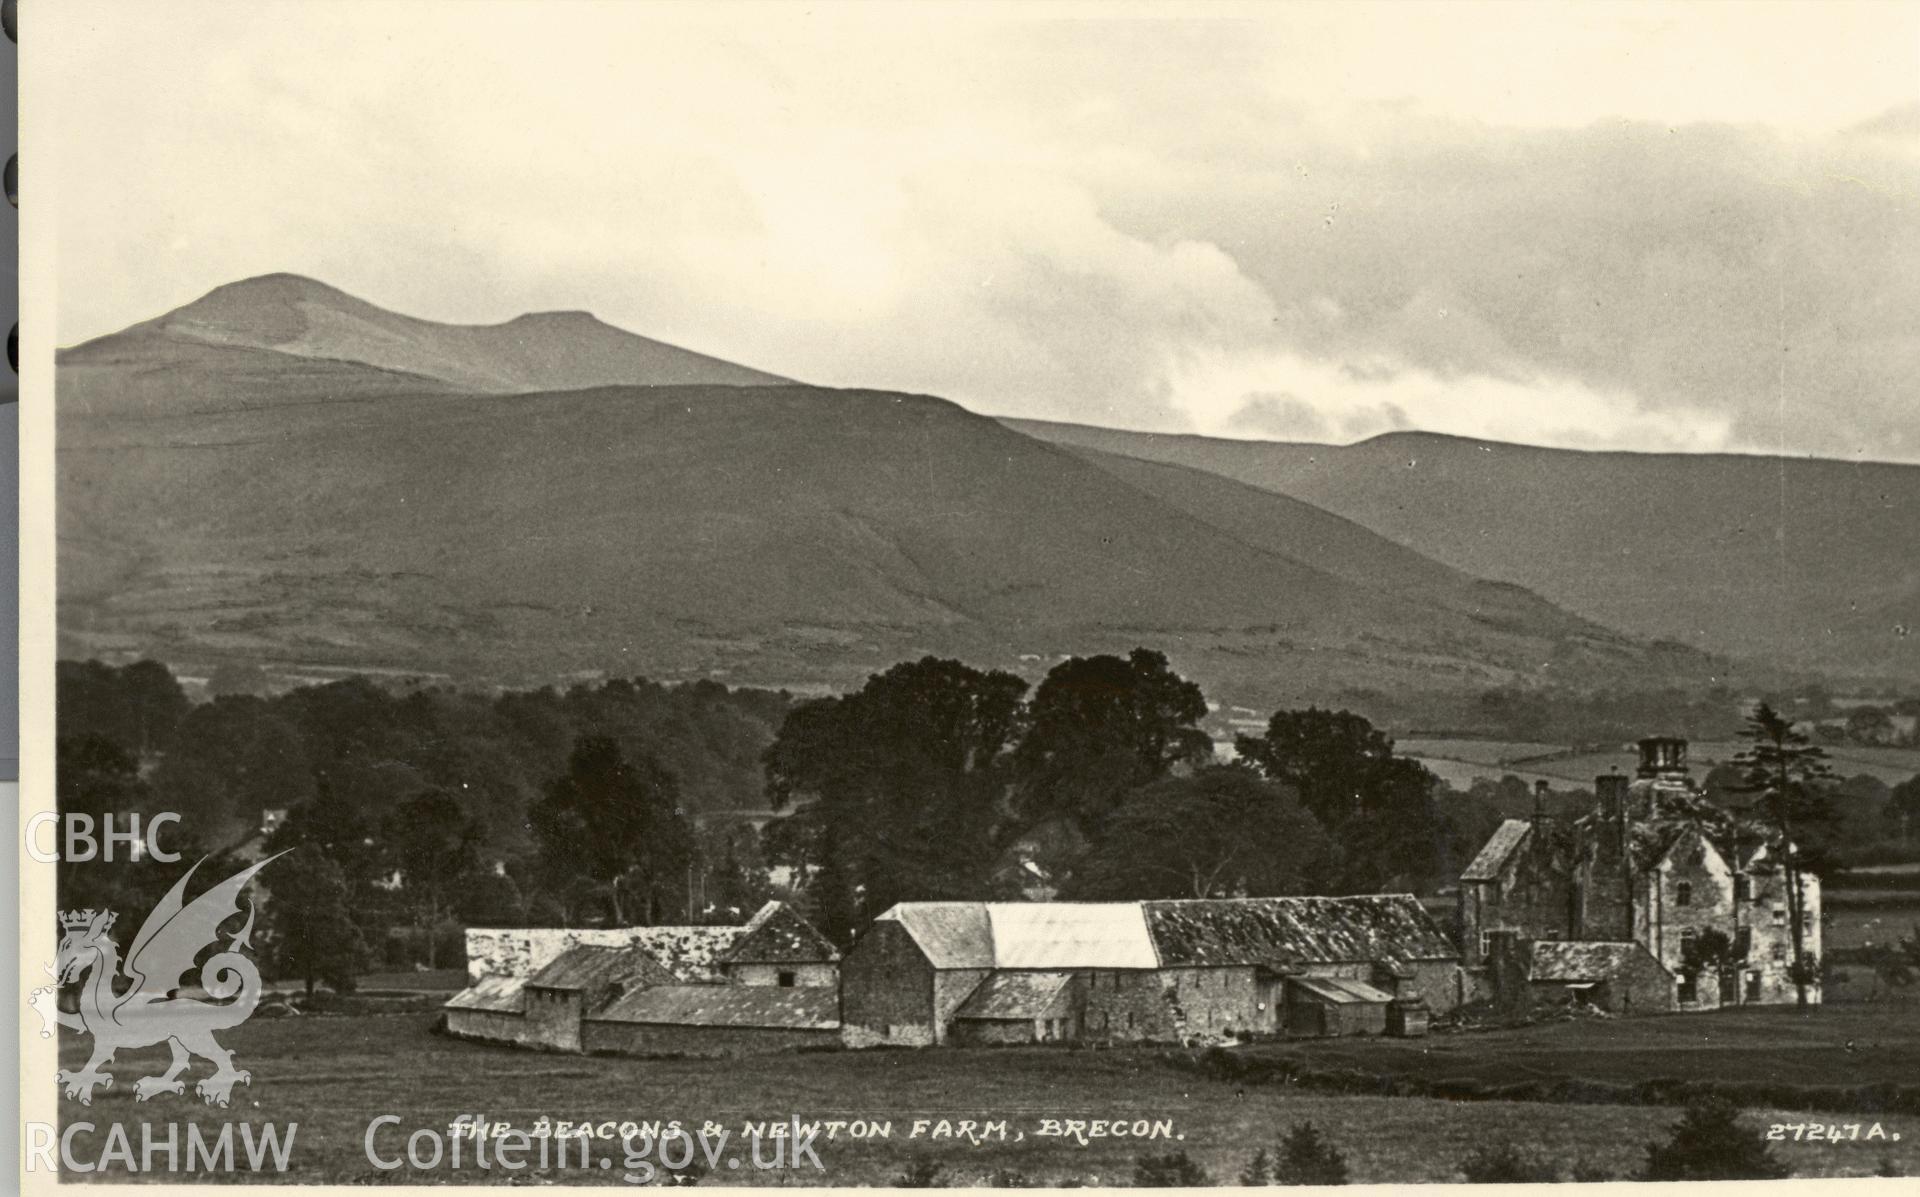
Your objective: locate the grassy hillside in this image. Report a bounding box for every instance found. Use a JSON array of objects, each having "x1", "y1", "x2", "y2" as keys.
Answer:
[
  {"x1": 54, "y1": 278, "x2": 1730, "y2": 709},
  {"x1": 61, "y1": 273, "x2": 791, "y2": 405},
  {"x1": 1007, "y1": 419, "x2": 1920, "y2": 682}
]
